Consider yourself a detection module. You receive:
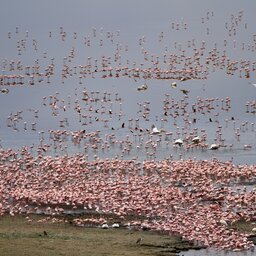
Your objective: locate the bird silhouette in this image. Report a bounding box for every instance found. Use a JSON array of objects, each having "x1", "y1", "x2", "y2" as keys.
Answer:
[
  {"x1": 180, "y1": 89, "x2": 189, "y2": 95},
  {"x1": 136, "y1": 237, "x2": 142, "y2": 244}
]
